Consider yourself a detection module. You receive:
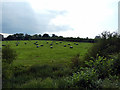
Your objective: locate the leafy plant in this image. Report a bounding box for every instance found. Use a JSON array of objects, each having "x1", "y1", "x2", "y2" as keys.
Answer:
[
  {"x1": 63, "y1": 67, "x2": 98, "y2": 88},
  {"x1": 111, "y1": 53, "x2": 120, "y2": 75},
  {"x1": 2, "y1": 45, "x2": 17, "y2": 88},
  {"x1": 84, "y1": 31, "x2": 120, "y2": 62},
  {"x1": 2, "y1": 45, "x2": 17, "y2": 64},
  {"x1": 85, "y1": 54, "x2": 114, "y2": 79},
  {"x1": 98, "y1": 75, "x2": 120, "y2": 89}
]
